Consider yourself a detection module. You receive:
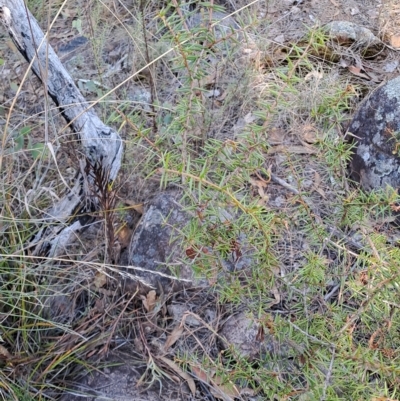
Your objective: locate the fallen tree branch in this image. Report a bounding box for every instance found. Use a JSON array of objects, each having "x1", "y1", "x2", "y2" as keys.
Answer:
[{"x1": 0, "y1": 1, "x2": 123, "y2": 255}]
